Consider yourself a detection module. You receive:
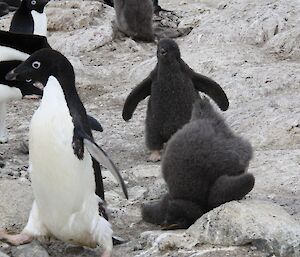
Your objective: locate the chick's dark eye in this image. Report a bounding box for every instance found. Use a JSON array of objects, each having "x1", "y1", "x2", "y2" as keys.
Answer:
[
  {"x1": 31, "y1": 0, "x2": 36, "y2": 5},
  {"x1": 32, "y1": 61, "x2": 41, "y2": 69}
]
